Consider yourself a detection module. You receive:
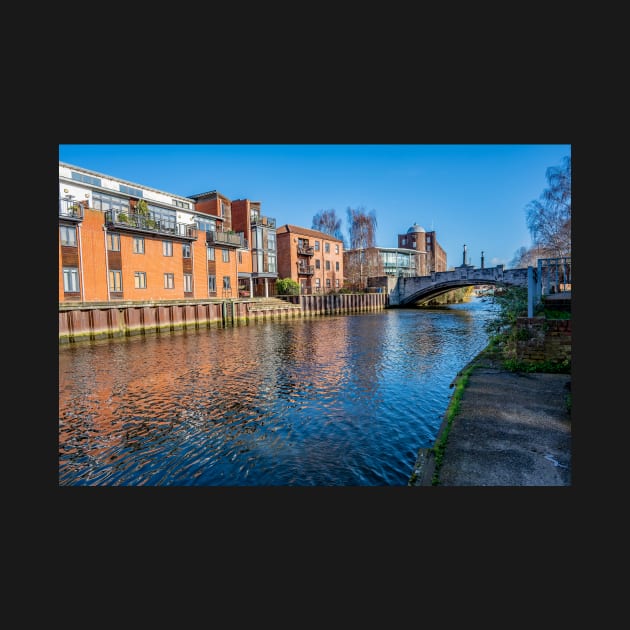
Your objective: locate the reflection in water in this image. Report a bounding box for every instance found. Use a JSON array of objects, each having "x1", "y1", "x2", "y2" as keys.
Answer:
[{"x1": 59, "y1": 299, "x2": 495, "y2": 486}]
